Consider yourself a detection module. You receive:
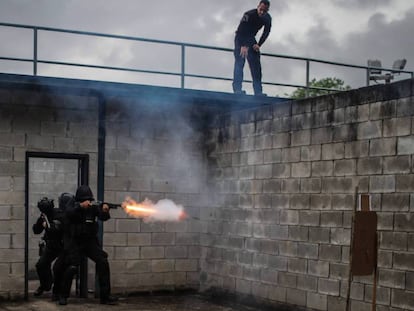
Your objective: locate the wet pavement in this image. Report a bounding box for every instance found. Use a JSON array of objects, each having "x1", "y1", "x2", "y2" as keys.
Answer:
[{"x1": 0, "y1": 293, "x2": 271, "y2": 311}]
